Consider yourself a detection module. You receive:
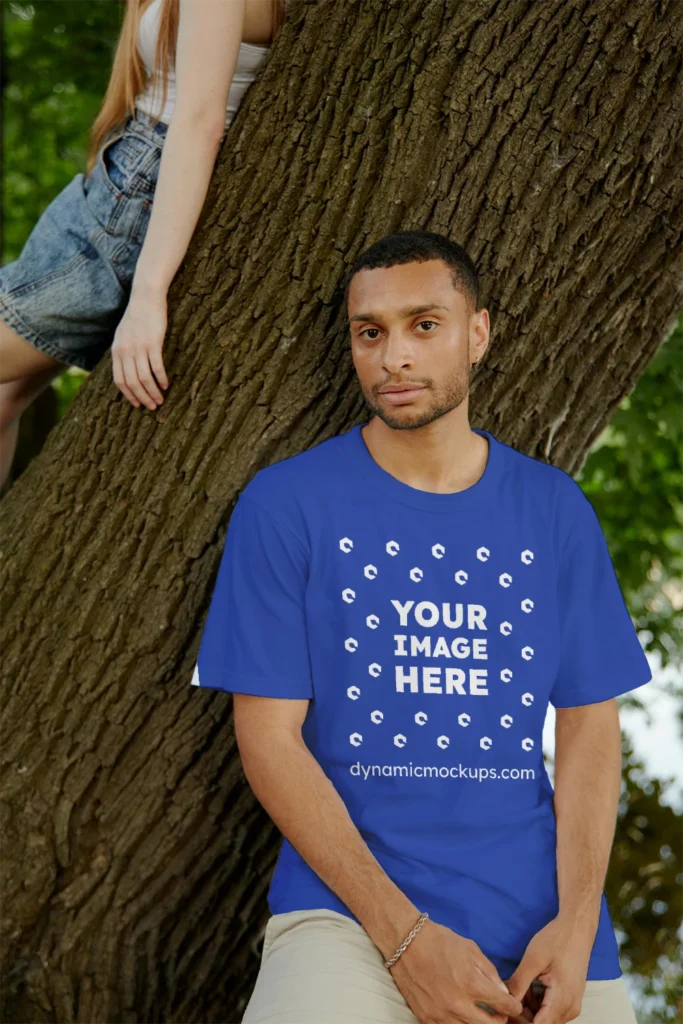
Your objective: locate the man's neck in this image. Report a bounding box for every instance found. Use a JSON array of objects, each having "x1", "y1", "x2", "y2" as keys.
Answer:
[{"x1": 361, "y1": 413, "x2": 489, "y2": 496}]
